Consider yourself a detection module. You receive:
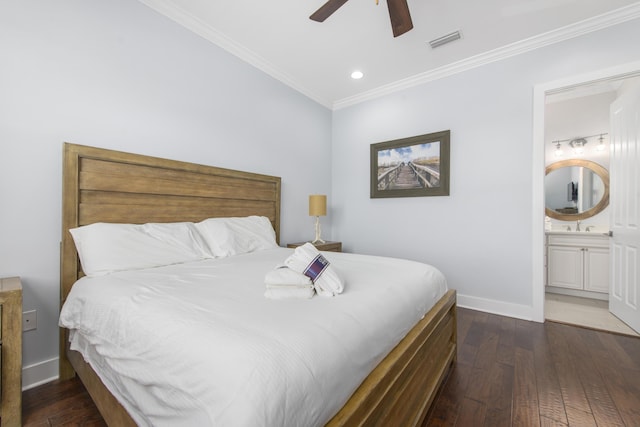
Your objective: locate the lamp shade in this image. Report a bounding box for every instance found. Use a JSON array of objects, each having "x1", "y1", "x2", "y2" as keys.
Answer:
[{"x1": 309, "y1": 195, "x2": 327, "y2": 216}]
